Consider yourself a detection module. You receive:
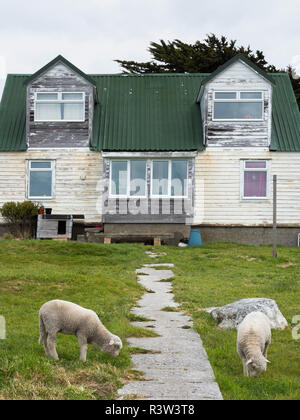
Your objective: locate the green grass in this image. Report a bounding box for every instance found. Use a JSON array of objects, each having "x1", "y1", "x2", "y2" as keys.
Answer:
[
  {"x1": 154, "y1": 242, "x2": 300, "y2": 400},
  {"x1": 2, "y1": 240, "x2": 300, "y2": 400},
  {"x1": 0, "y1": 240, "x2": 154, "y2": 400}
]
